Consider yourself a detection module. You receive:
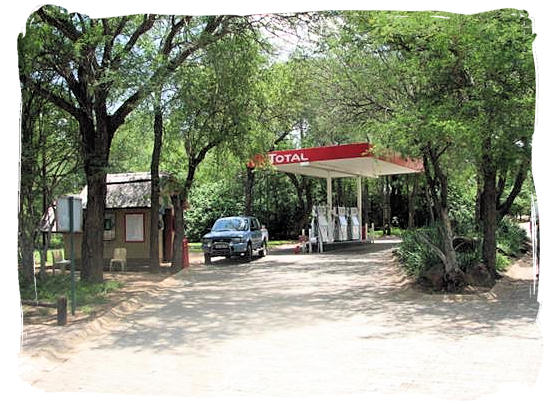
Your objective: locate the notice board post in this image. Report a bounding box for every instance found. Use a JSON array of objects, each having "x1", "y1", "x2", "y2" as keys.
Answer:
[{"x1": 56, "y1": 196, "x2": 83, "y2": 315}]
